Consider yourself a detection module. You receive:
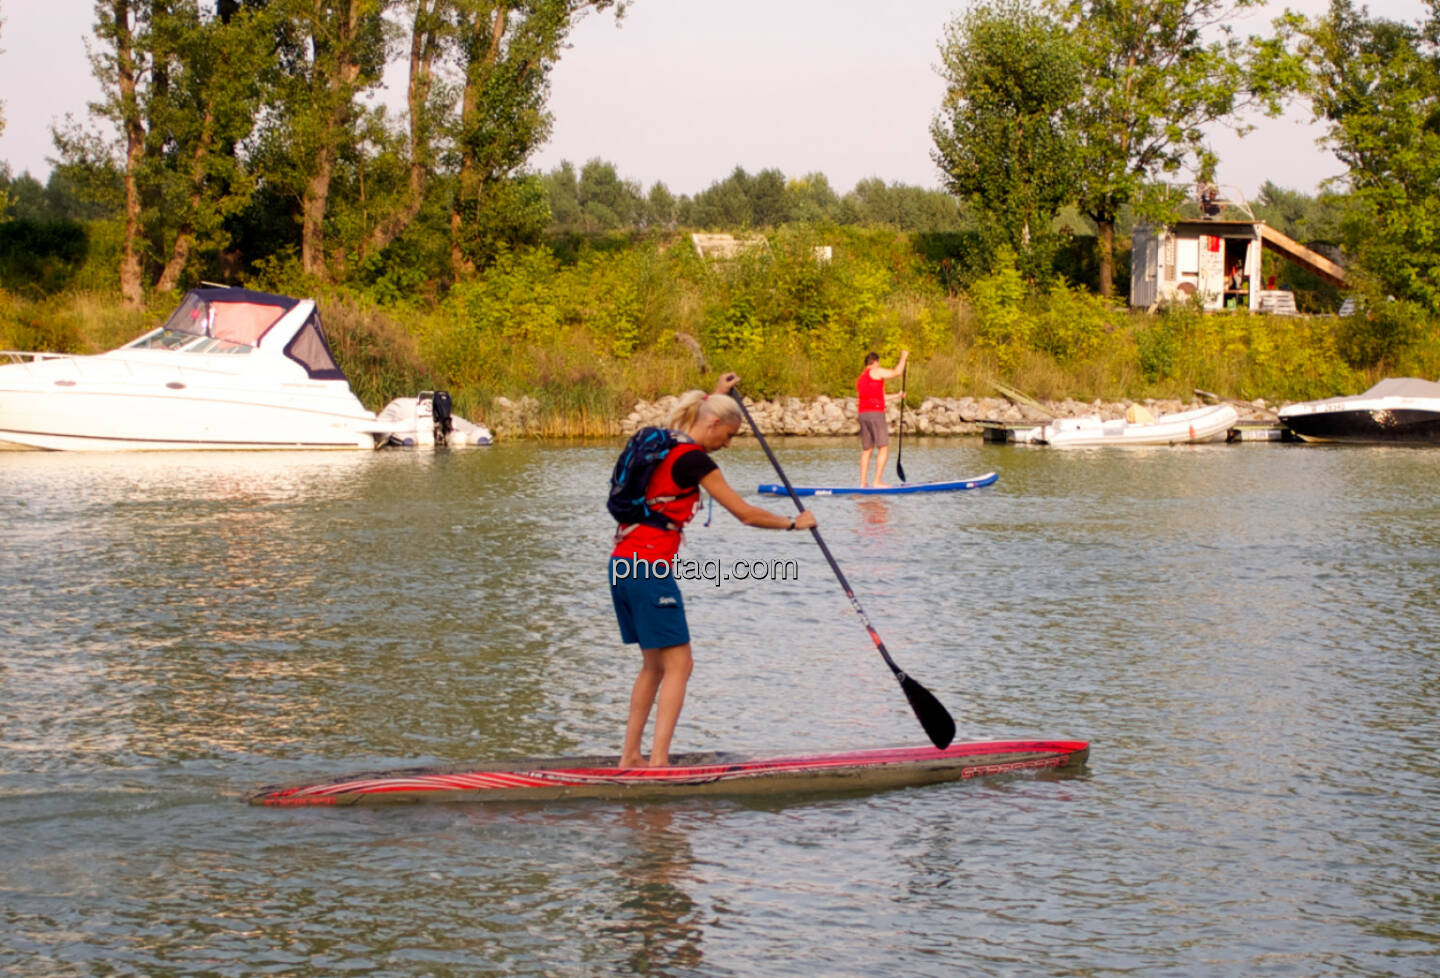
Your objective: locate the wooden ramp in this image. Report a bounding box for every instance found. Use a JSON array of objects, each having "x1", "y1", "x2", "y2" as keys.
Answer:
[{"x1": 1259, "y1": 225, "x2": 1346, "y2": 286}]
